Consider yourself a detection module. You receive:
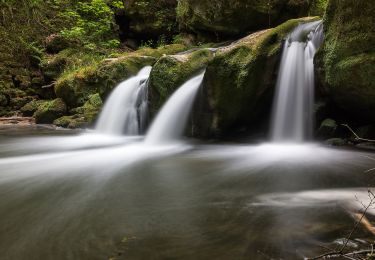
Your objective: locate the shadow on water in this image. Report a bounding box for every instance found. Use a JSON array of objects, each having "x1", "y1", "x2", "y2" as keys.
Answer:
[{"x1": 0, "y1": 129, "x2": 374, "y2": 259}]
